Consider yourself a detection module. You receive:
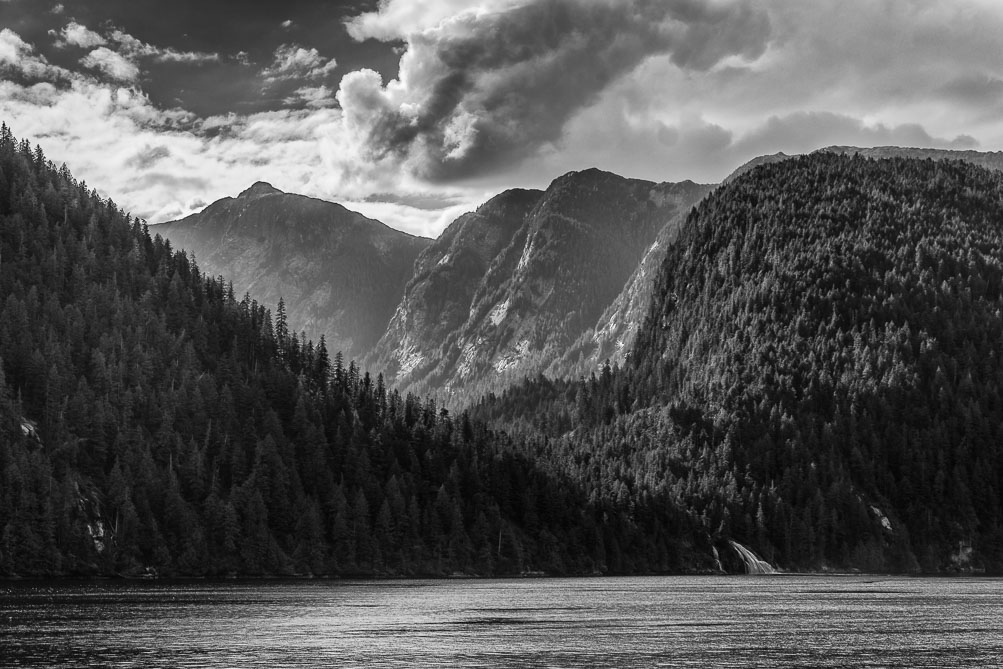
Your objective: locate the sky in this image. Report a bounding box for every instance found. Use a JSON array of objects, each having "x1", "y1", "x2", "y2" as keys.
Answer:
[{"x1": 1, "y1": 0, "x2": 1001, "y2": 238}]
